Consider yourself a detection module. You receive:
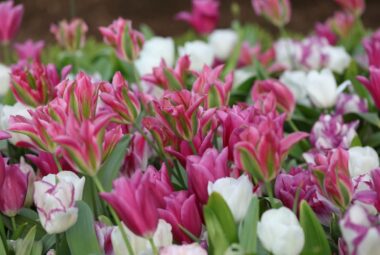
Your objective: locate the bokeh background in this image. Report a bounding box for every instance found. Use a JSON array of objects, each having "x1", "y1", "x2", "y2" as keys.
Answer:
[{"x1": 16, "y1": 0, "x2": 380, "y2": 42}]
